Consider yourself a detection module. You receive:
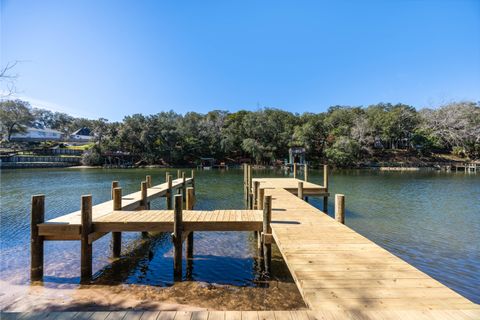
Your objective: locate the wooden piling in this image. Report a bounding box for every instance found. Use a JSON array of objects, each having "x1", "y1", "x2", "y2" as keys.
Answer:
[
  {"x1": 298, "y1": 181, "x2": 304, "y2": 200},
  {"x1": 80, "y1": 195, "x2": 93, "y2": 283},
  {"x1": 30, "y1": 195, "x2": 45, "y2": 282},
  {"x1": 165, "y1": 171, "x2": 169, "y2": 182},
  {"x1": 146, "y1": 175, "x2": 152, "y2": 188},
  {"x1": 141, "y1": 181, "x2": 149, "y2": 237},
  {"x1": 166, "y1": 175, "x2": 173, "y2": 210},
  {"x1": 177, "y1": 169, "x2": 181, "y2": 180},
  {"x1": 182, "y1": 172, "x2": 186, "y2": 207},
  {"x1": 258, "y1": 188, "x2": 265, "y2": 210},
  {"x1": 111, "y1": 181, "x2": 119, "y2": 200},
  {"x1": 186, "y1": 187, "x2": 194, "y2": 260},
  {"x1": 323, "y1": 164, "x2": 329, "y2": 213},
  {"x1": 263, "y1": 195, "x2": 272, "y2": 274},
  {"x1": 335, "y1": 194, "x2": 345, "y2": 224},
  {"x1": 293, "y1": 163, "x2": 297, "y2": 179},
  {"x1": 304, "y1": 164, "x2": 308, "y2": 182},
  {"x1": 173, "y1": 194, "x2": 183, "y2": 280},
  {"x1": 112, "y1": 187, "x2": 122, "y2": 258},
  {"x1": 141, "y1": 181, "x2": 148, "y2": 209},
  {"x1": 253, "y1": 181, "x2": 260, "y2": 210}
]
